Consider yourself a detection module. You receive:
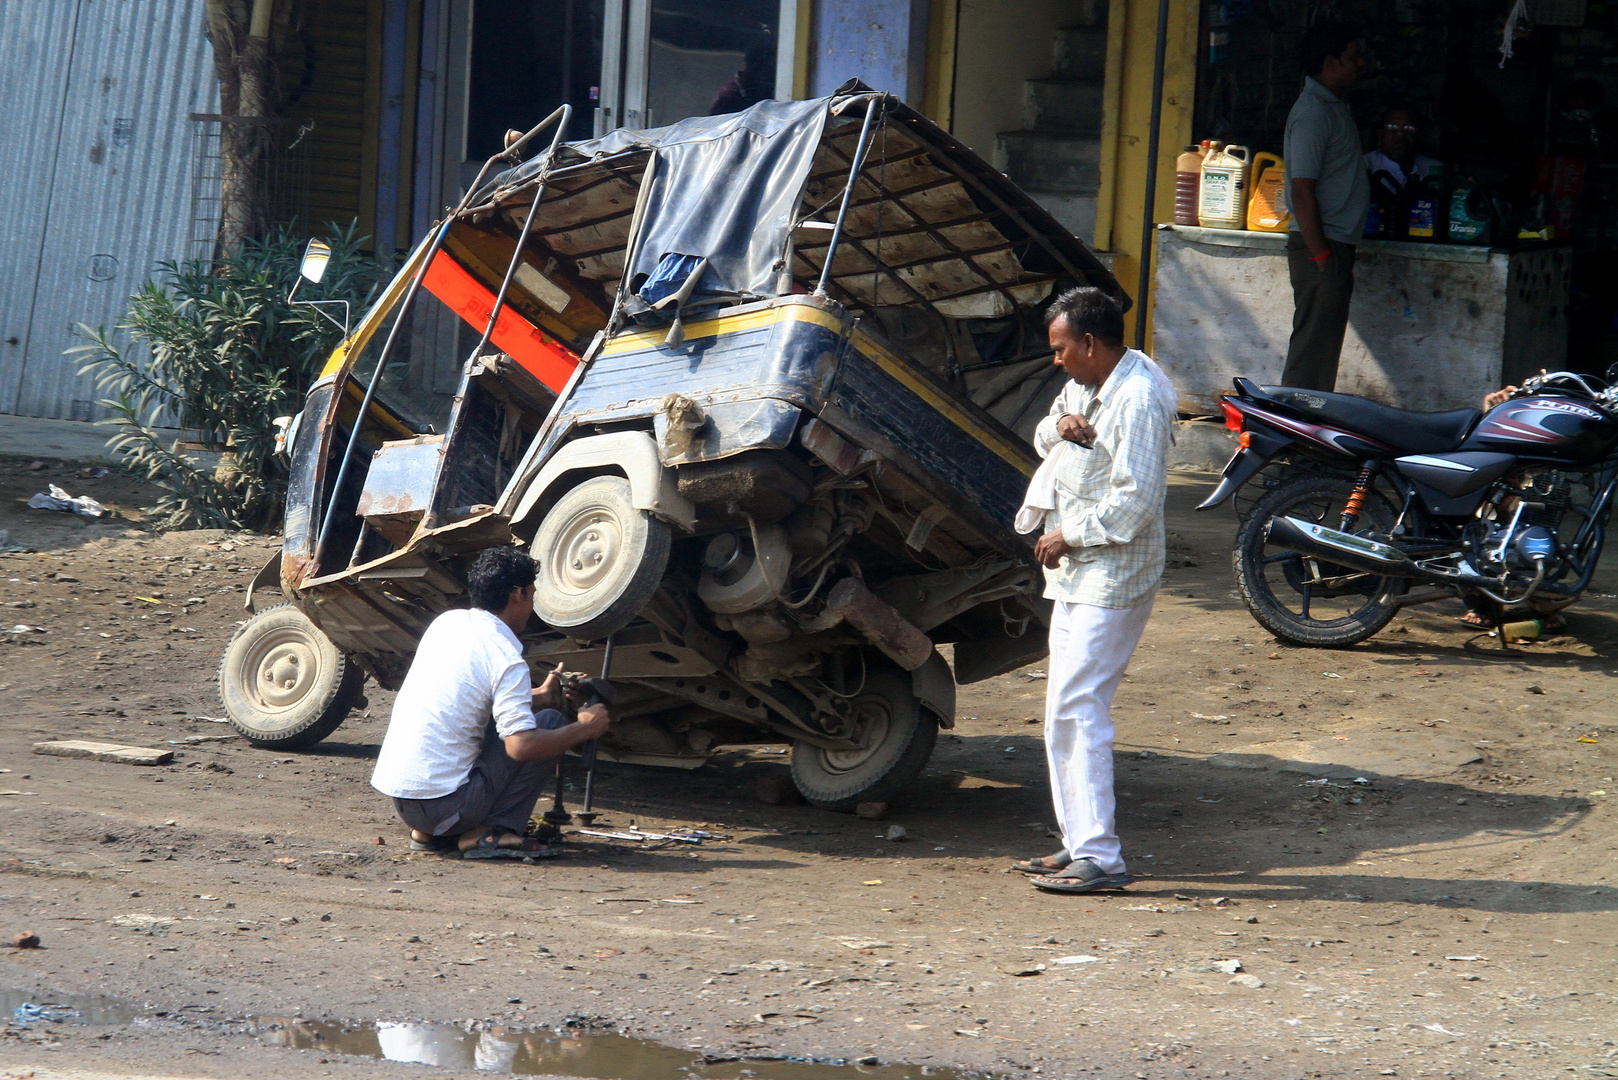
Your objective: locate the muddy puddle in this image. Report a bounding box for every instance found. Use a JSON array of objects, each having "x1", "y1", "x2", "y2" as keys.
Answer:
[
  {"x1": 3, "y1": 989, "x2": 146, "y2": 1027},
  {"x1": 3, "y1": 990, "x2": 960, "y2": 1079},
  {"x1": 256, "y1": 1017, "x2": 962, "y2": 1078}
]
